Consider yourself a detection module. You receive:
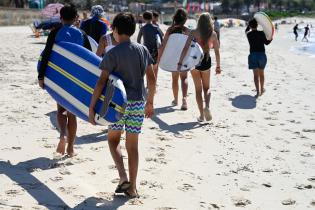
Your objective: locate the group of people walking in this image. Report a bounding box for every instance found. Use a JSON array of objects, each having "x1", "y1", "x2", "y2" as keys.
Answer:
[{"x1": 37, "y1": 4, "x2": 272, "y2": 198}]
